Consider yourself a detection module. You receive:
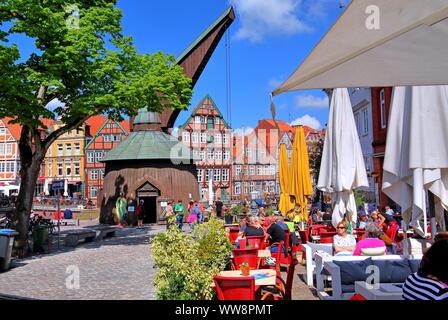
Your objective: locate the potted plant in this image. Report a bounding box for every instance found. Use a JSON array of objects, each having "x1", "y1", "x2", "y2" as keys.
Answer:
[
  {"x1": 240, "y1": 262, "x2": 250, "y2": 276},
  {"x1": 224, "y1": 209, "x2": 233, "y2": 225}
]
